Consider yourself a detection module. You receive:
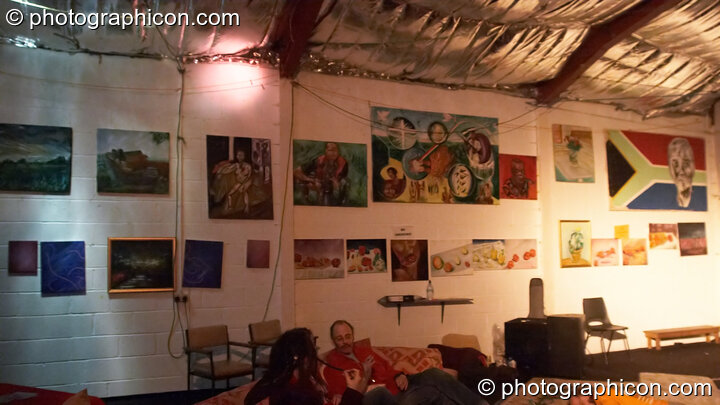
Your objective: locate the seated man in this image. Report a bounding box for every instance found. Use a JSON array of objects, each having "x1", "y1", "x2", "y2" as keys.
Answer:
[{"x1": 323, "y1": 320, "x2": 484, "y2": 405}]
